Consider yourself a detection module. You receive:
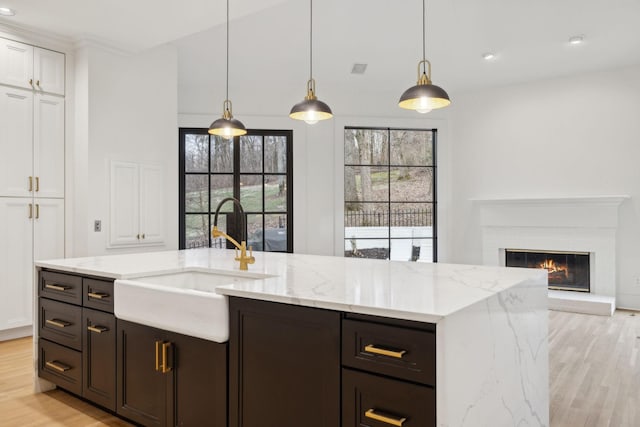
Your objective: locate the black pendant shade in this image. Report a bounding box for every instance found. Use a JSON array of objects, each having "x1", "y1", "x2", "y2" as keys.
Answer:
[{"x1": 398, "y1": 68, "x2": 451, "y2": 113}]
